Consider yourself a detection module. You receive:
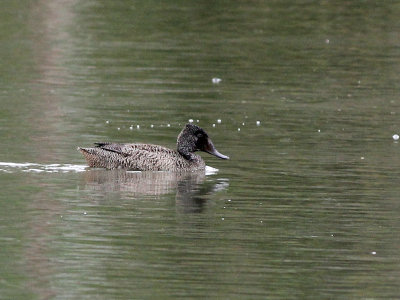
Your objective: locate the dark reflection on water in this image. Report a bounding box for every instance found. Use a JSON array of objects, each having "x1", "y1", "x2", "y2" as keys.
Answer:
[{"x1": 81, "y1": 169, "x2": 228, "y2": 213}]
